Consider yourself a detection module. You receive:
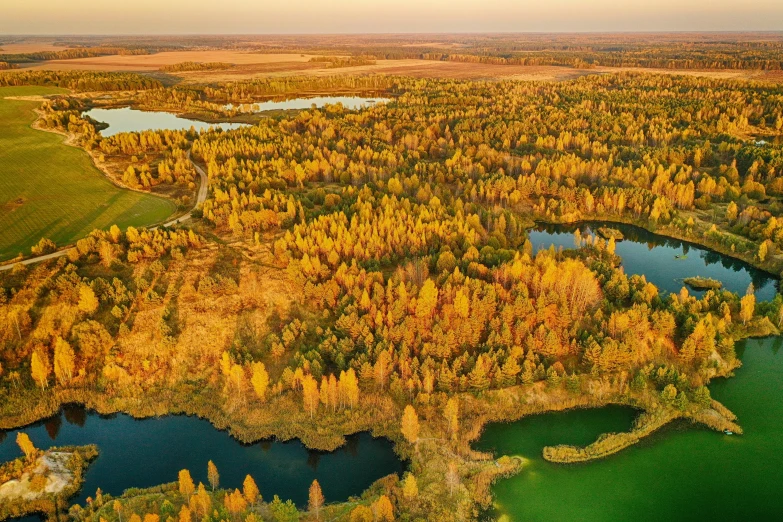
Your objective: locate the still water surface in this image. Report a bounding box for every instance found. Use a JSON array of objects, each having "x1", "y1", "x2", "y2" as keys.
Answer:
[
  {"x1": 84, "y1": 107, "x2": 248, "y2": 137},
  {"x1": 530, "y1": 221, "x2": 777, "y2": 300},
  {"x1": 0, "y1": 407, "x2": 404, "y2": 508},
  {"x1": 479, "y1": 222, "x2": 781, "y2": 521},
  {"x1": 477, "y1": 337, "x2": 783, "y2": 521}
]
